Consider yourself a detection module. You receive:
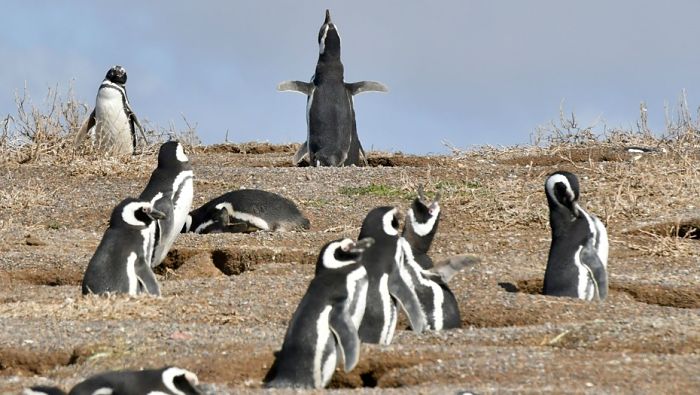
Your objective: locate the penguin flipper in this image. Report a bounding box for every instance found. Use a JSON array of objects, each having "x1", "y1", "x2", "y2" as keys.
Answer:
[
  {"x1": 277, "y1": 80, "x2": 314, "y2": 95},
  {"x1": 74, "y1": 109, "x2": 96, "y2": 148},
  {"x1": 580, "y1": 241, "x2": 608, "y2": 300},
  {"x1": 124, "y1": 104, "x2": 148, "y2": 148},
  {"x1": 346, "y1": 81, "x2": 389, "y2": 96},
  {"x1": 329, "y1": 304, "x2": 361, "y2": 372},
  {"x1": 388, "y1": 272, "x2": 427, "y2": 333},
  {"x1": 293, "y1": 142, "x2": 309, "y2": 166},
  {"x1": 430, "y1": 255, "x2": 481, "y2": 283},
  {"x1": 135, "y1": 267, "x2": 160, "y2": 296}
]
